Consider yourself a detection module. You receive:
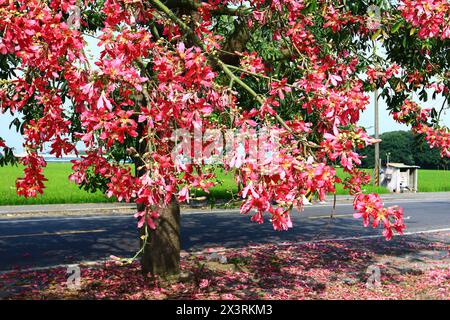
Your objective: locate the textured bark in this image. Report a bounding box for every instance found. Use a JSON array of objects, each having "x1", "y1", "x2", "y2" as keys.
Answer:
[
  {"x1": 133, "y1": 18, "x2": 182, "y2": 279},
  {"x1": 220, "y1": 20, "x2": 251, "y2": 66},
  {"x1": 139, "y1": 200, "x2": 181, "y2": 278},
  {"x1": 155, "y1": 0, "x2": 250, "y2": 66}
]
